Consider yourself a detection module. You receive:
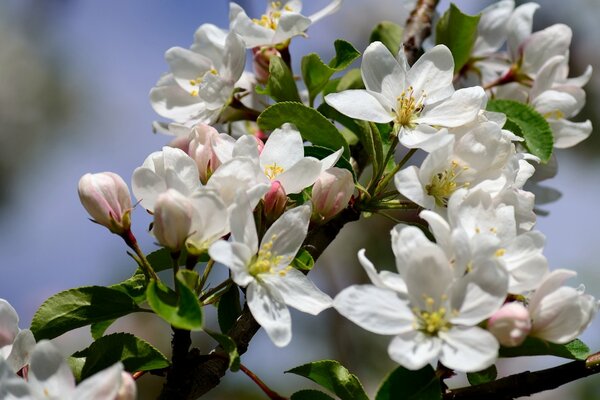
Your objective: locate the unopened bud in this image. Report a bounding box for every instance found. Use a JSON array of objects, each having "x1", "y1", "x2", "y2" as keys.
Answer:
[
  {"x1": 78, "y1": 172, "x2": 132, "y2": 234},
  {"x1": 153, "y1": 189, "x2": 194, "y2": 252},
  {"x1": 253, "y1": 46, "x2": 281, "y2": 84},
  {"x1": 189, "y1": 124, "x2": 222, "y2": 184},
  {"x1": 115, "y1": 372, "x2": 137, "y2": 400},
  {"x1": 264, "y1": 181, "x2": 287, "y2": 222},
  {"x1": 311, "y1": 167, "x2": 354, "y2": 223},
  {"x1": 487, "y1": 302, "x2": 531, "y2": 347}
]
